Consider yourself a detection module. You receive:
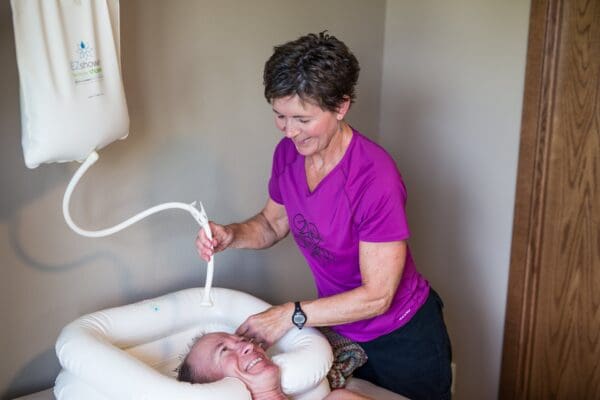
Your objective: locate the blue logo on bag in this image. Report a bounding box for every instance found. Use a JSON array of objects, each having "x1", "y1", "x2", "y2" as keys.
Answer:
[{"x1": 70, "y1": 40, "x2": 103, "y2": 85}]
